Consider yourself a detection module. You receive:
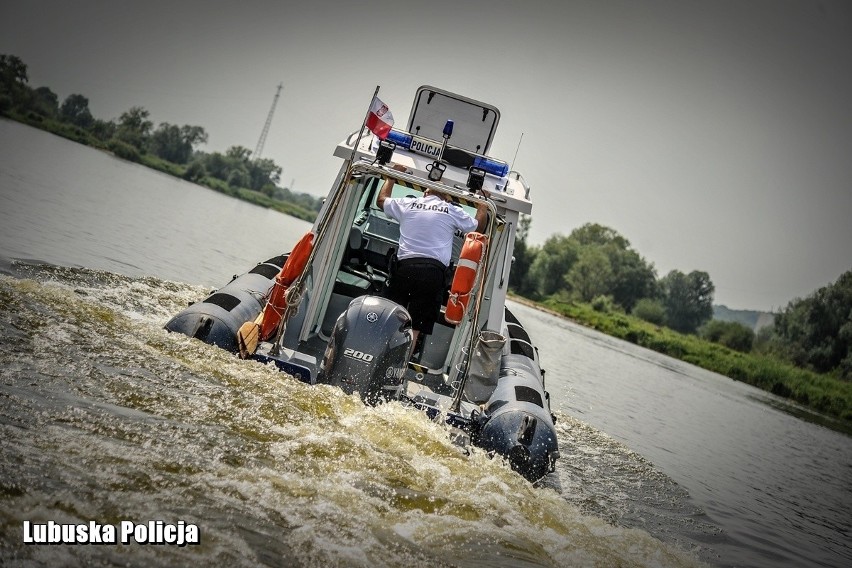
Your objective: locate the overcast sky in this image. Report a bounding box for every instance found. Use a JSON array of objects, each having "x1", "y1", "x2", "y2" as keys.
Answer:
[{"x1": 2, "y1": 0, "x2": 850, "y2": 311}]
